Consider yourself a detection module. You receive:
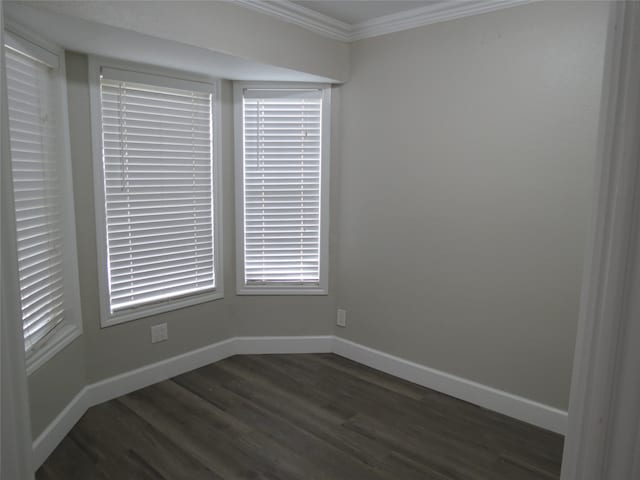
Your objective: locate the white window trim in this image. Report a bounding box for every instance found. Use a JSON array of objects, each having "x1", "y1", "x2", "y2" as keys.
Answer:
[
  {"x1": 88, "y1": 56, "x2": 224, "y2": 327},
  {"x1": 4, "y1": 20, "x2": 83, "y2": 375},
  {"x1": 233, "y1": 81, "x2": 331, "y2": 296}
]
